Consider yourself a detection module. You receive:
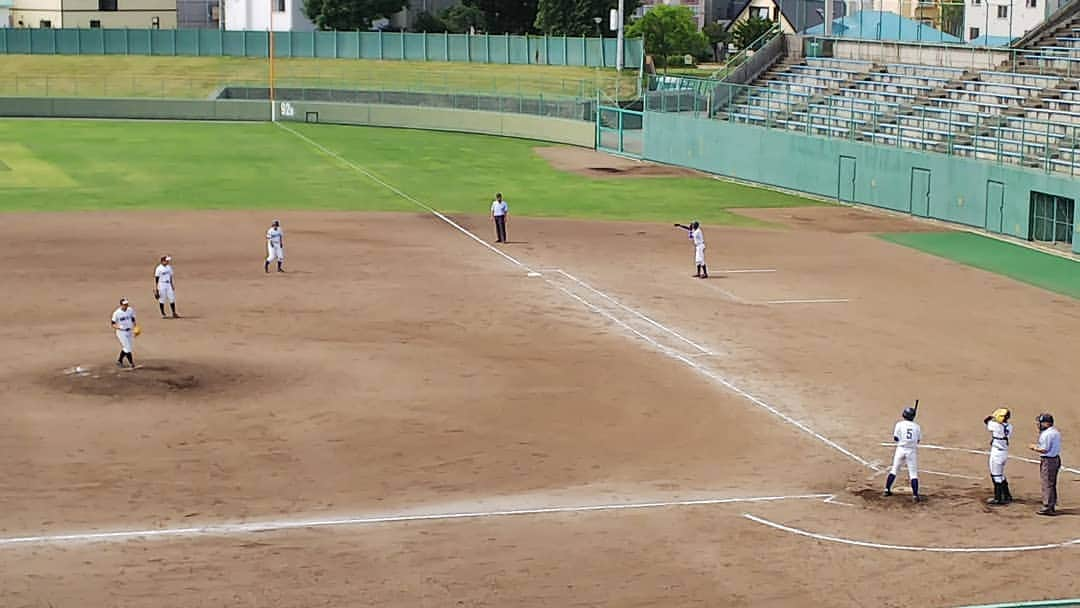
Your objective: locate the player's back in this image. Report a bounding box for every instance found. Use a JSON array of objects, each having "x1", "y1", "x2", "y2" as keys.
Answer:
[{"x1": 893, "y1": 420, "x2": 921, "y2": 448}]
